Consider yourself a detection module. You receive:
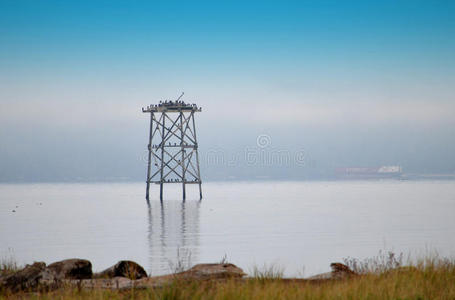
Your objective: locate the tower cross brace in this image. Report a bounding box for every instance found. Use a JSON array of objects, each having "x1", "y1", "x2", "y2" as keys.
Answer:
[{"x1": 142, "y1": 100, "x2": 202, "y2": 201}]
